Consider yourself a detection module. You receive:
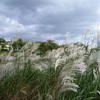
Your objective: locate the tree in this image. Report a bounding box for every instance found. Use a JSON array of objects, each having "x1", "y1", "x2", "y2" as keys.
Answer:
[
  {"x1": 47, "y1": 40, "x2": 59, "y2": 51},
  {"x1": 12, "y1": 38, "x2": 26, "y2": 51},
  {"x1": 0, "y1": 38, "x2": 7, "y2": 51},
  {"x1": 36, "y1": 40, "x2": 60, "y2": 55},
  {"x1": 0, "y1": 38, "x2": 6, "y2": 45}
]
